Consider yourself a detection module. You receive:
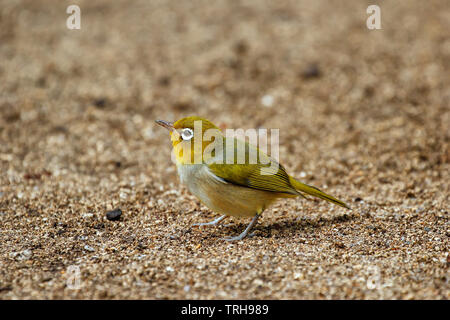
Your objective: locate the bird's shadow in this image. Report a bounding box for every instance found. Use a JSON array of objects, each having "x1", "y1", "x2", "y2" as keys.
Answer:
[{"x1": 213, "y1": 212, "x2": 361, "y2": 239}]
